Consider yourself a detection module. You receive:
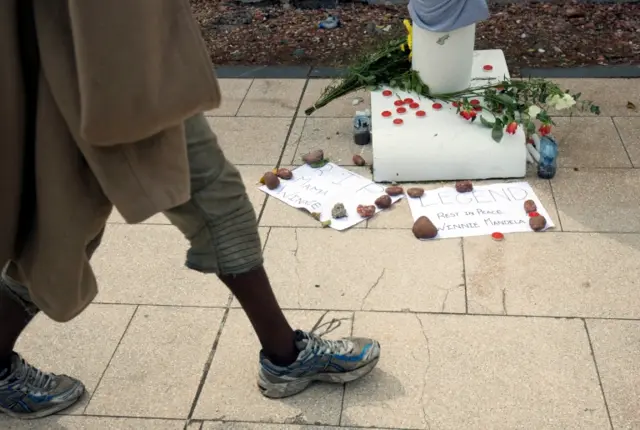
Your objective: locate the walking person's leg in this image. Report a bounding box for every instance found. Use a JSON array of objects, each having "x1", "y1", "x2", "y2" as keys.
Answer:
[{"x1": 163, "y1": 113, "x2": 381, "y2": 398}]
